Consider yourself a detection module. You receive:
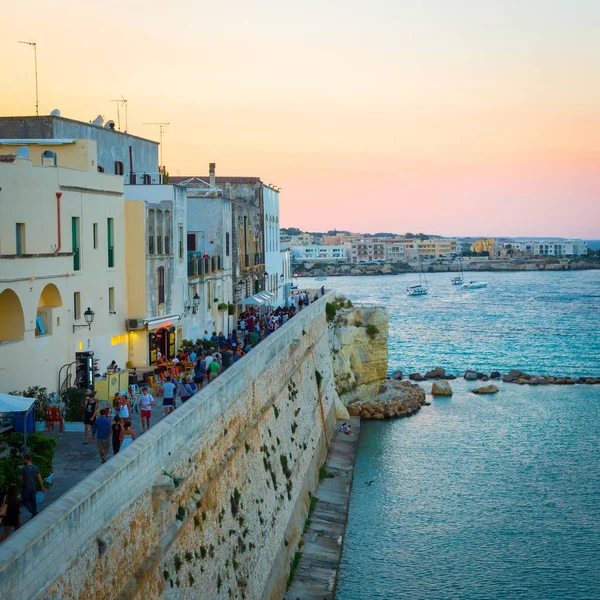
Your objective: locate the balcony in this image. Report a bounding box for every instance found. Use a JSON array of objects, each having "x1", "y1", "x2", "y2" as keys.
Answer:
[{"x1": 187, "y1": 252, "x2": 222, "y2": 278}]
